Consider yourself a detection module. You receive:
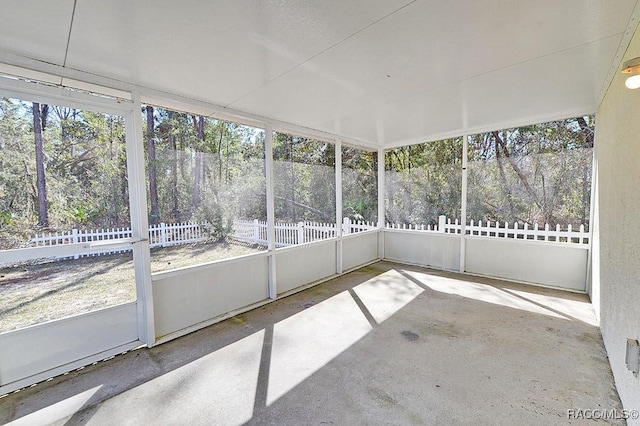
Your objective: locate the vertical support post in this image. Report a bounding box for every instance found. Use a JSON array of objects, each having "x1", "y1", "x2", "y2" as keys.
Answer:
[
  {"x1": 127, "y1": 92, "x2": 155, "y2": 347},
  {"x1": 438, "y1": 215, "x2": 446, "y2": 233},
  {"x1": 586, "y1": 144, "x2": 598, "y2": 299},
  {"x1": 343, "y1": 217, "x2": 351, "y2": 235},
  {"x1": 335, "y1": 138, "x2": 343, "y2": 274},
  {"x1": 253, "y1": 219, "x2": 259, "y2": 245},
  {"x1": 377, "y1": 148, "x2": 385, "y2": 259},
  {"x1": 265, "y1": 124, "x2": 277, "y2": 299},
  {"x1": 460, "y1": 134, "x2": 469, "y2": 273},
  {"x1": 72, "y1": 229, "x2": 79, "y2": 259},
  {"x1": 297, "y1": 221, "x2": 305, "y2": 244},
  {"x1": 160, "y1": 222, "x2": 166, "y2": 247}
]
